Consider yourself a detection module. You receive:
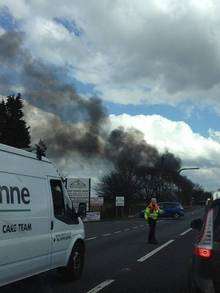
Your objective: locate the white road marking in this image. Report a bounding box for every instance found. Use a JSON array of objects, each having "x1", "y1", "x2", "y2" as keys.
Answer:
[
  {"x1": 137, "y1": 239, "x2": 174, "y2": 263},
  {"x1": 124, "y1": 228, "x2": 130, "y2": 231},
  {"x1": 103, "y1": 233, "x2": 111, "y2": 237},
  {"x1": 85, "y1": 237, "x2": 97, "y2": 241},
  {"x1": 114, "y1": 230, "x2": 122, "y2": 234},
  {"x1": 87, "y1": 280, "x2": 115, "y2": 293},
  {"x1": 180, "y1": 228, "x2": 192, "y2": 236},
  {"x1": 133, "y1": 226, "x2": 138, "y2": 229}
]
